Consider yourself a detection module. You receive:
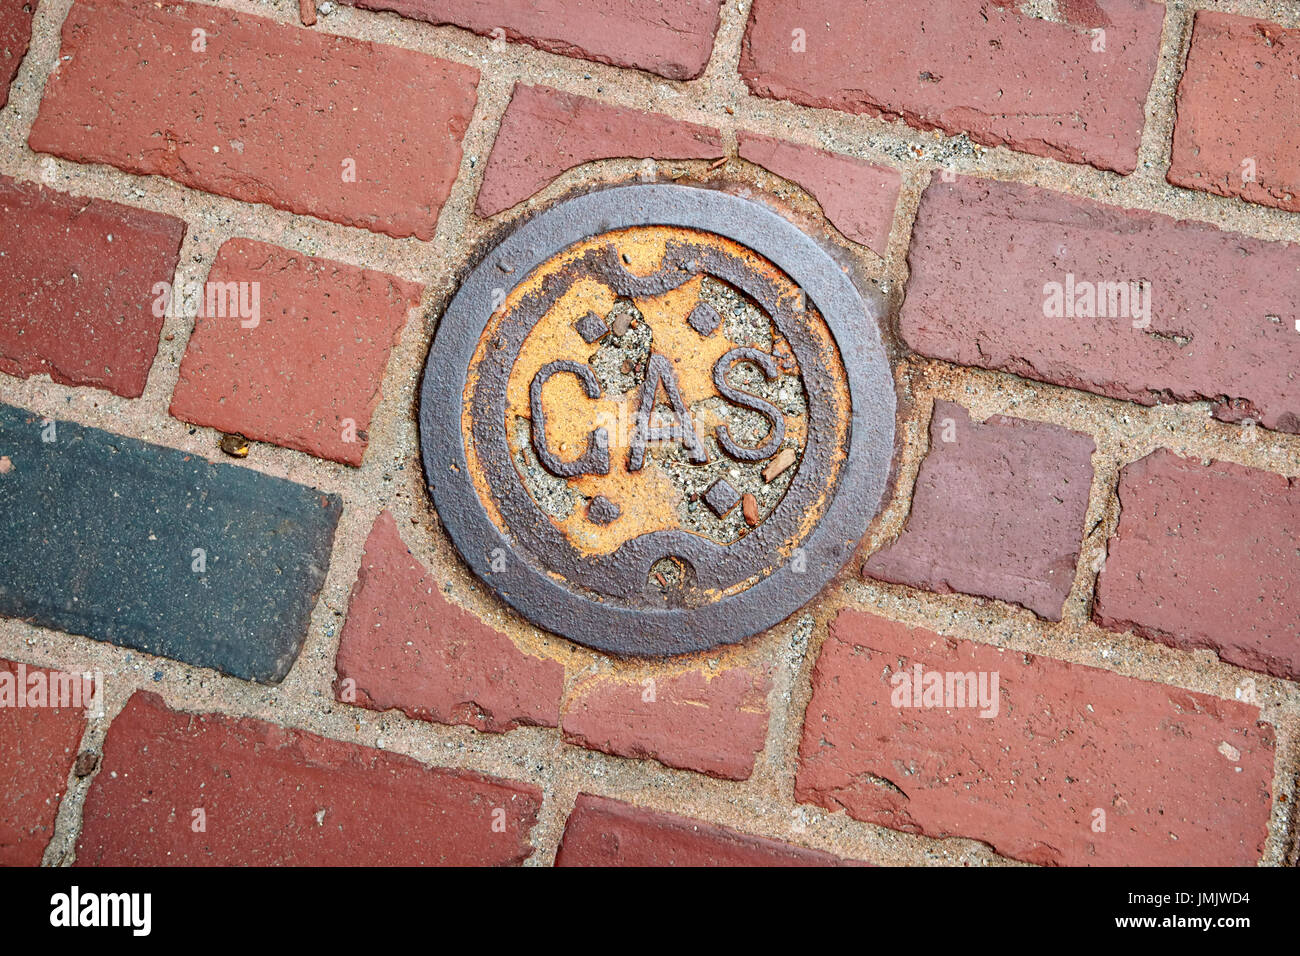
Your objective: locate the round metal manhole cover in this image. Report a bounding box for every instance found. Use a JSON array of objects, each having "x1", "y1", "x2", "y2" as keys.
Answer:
[{"x1": 420, "y1": 185, "x2": 895, "y2": 656}]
